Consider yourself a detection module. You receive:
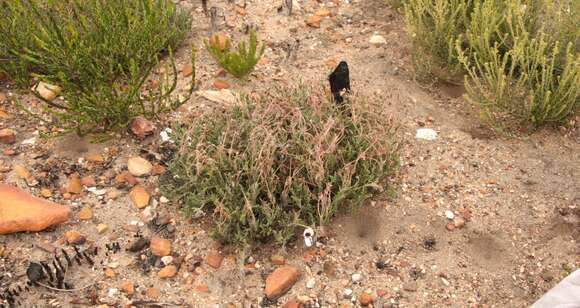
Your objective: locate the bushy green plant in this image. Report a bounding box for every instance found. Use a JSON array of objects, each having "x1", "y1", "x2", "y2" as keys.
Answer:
[
  {"x1": 161, "y1": 85, "x2": 400, "y2": 247},
  {"x1": 458, "y1": 0, "x2": 580, "y2": 130},
  {"x1": 0, "y1": 0, "x2": 192, "y2": 136},
  {"x1": 205, "y1": 30, "x2": 265, "y2": 79},
  {"x1": 403, "y1": 0, "x2": 580, "y2": 130}
]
